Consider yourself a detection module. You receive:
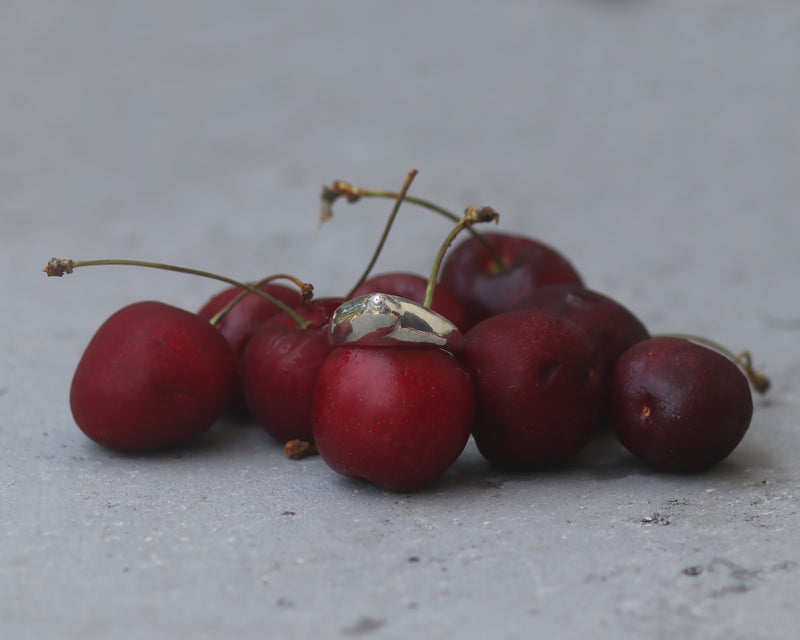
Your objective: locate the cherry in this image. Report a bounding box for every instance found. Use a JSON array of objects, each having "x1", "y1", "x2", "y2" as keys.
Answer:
[
  {"x1": 198, "y1": 281, "x2": 305, "y2": 413},
  {"x1": 197, "y1": 282, "x2": 304, "y2": 362},
  {"x1": 439, "y1": 232, "x2": 584, "y2": 327},
  {"x1": 241, "y1": 297, "x2": 344, "y2": 443},
  {"x1": 610, "y1": 337, "x2": 755, "y2": 473},
  {"x1": 312, "y1": 345, "x2": 475, "y2": 491},
  {"x1": 516, "y1": 284, "x2": 650, "y2": 424},
  {"x1": 461, "y1": 310, "x2": 603, "y2": 469},
  {"x1": 45, "y1": 256, "x2": 314, "y2": 445},
  {"x1": 310, "y1": 197, "x2": 495, "y2": 490},
  {"x1": 350, "y1": 272, "x2": 470, "y2": 333},
  {"x1": 70, "y1": 301, "x2": 237, "y2": 452}
]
